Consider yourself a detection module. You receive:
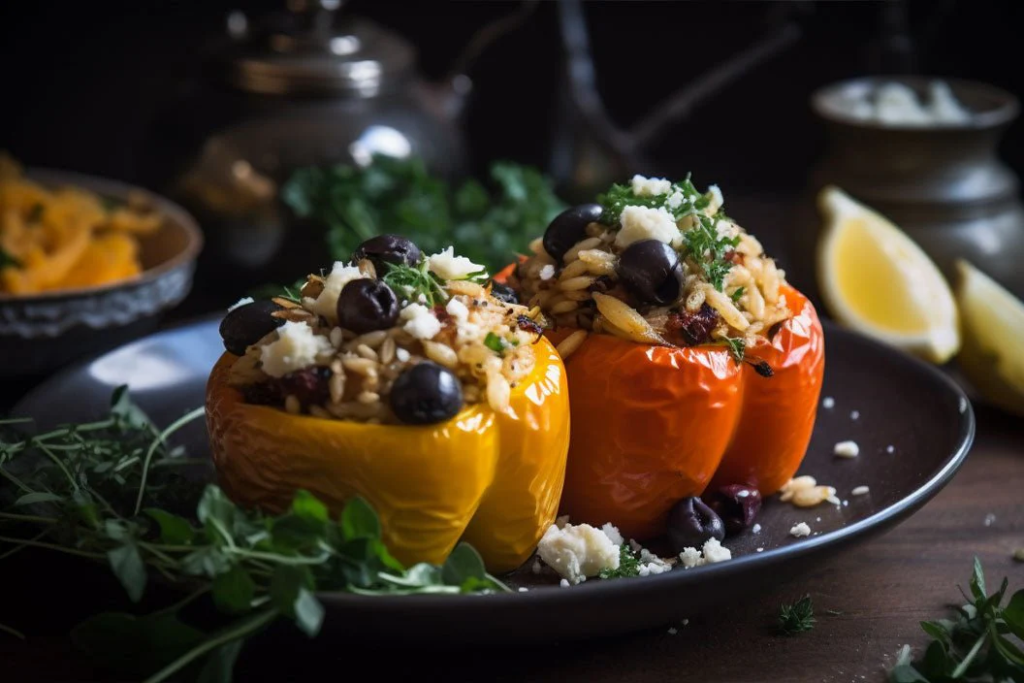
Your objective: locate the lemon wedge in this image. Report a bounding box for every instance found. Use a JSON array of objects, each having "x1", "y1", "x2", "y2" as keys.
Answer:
[
  {"x1": 816, "y1": 186, "x2": 959, "y2": 363},
  {"x1": 956, "y1": 260, "x2": 1024, "y2": 416}
]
